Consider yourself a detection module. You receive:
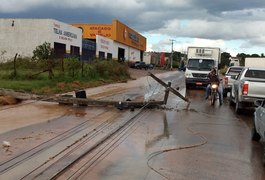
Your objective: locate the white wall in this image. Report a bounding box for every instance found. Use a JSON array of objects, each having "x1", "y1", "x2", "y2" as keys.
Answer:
[
  {"x1": 113, "y1": 42, "x2": 128, "y2": 60},
  {"x1": 112, "y1": 42, "x2": 141, "y2": 61},
  {"x1": 128, "y1": 47, "x2": 141, "y2": 62},
  {"x1": 0, "y1": 18, "x2": 82, "y2": 62},
  {"x1": 0, "y1": 19, "x2": 50, "y2": 61},
  {"x1": 52, "y1": 19, "x2": 82, "y2": 54},
  {"x1": 96, "y1": 35, "x2": 114, "y2": 57},
  {"x1": 143, "y1": 52, "x2": 151, "y2": 64},
  {"x1": 95, "y1": 35, "x2": 141, "y2": 61},
  {"x1": 245, "y1": 57, "x2": 265, "y2": 68}
]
